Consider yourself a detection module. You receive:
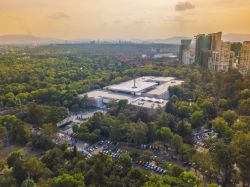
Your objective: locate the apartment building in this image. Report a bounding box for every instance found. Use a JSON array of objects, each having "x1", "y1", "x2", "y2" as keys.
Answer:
[
  {"x1": 239, "y1": 41, "x2": 250, "y2": 75},
  {"x1": 208, "y1": 42, "x2": 235, "y2": 72},
  {"x1": 195, "y1": 32, "x2": 222, "y2": 69},
  {"x1": 179, "y1": 39, "x2": 194, "y2": 65}
]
